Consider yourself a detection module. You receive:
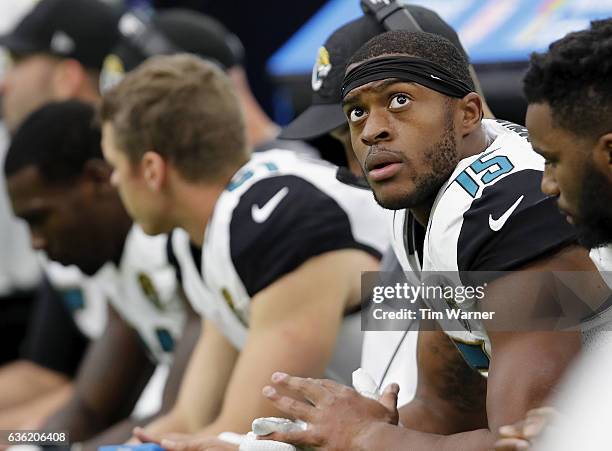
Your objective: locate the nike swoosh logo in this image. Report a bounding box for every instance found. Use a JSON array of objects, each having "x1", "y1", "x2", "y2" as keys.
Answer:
[
  {"x1": 488, "y1": 195, "x2": 524, "y2": 231},
  {"x1": 251, "y1": 187, "x2": 289, "y2": 223}
]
